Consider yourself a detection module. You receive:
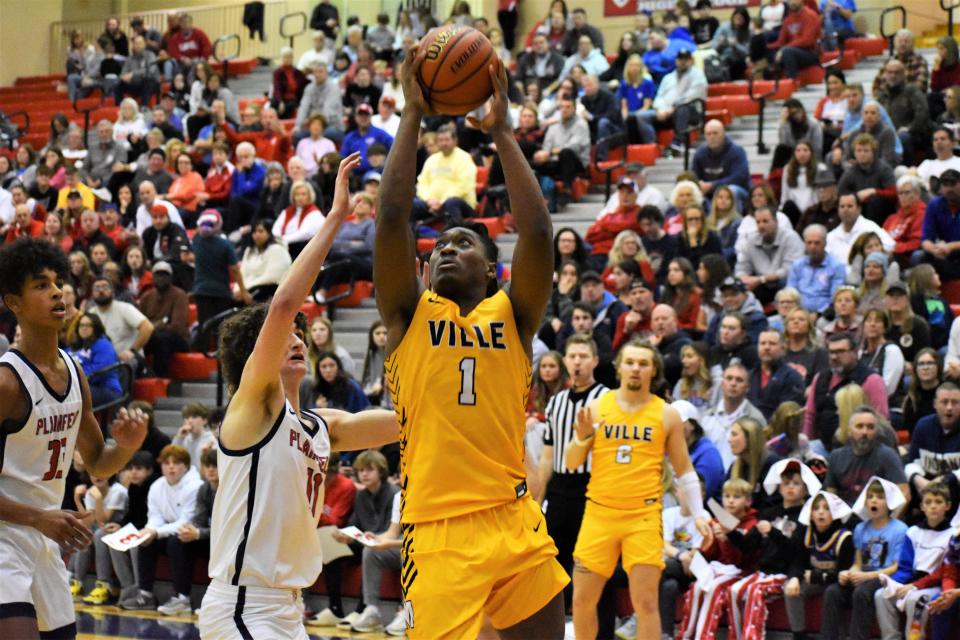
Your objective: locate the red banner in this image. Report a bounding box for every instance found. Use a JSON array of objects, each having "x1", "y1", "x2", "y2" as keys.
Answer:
[{"x1": 604, "y1": 0, "x2": 637, "y2": 16}]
